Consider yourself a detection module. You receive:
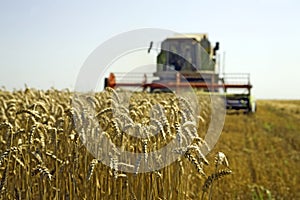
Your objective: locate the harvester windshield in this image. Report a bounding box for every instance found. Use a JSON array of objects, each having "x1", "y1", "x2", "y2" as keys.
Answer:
[{"x1": 157, "y1": 37, "x2": 214, "y2": 73}]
